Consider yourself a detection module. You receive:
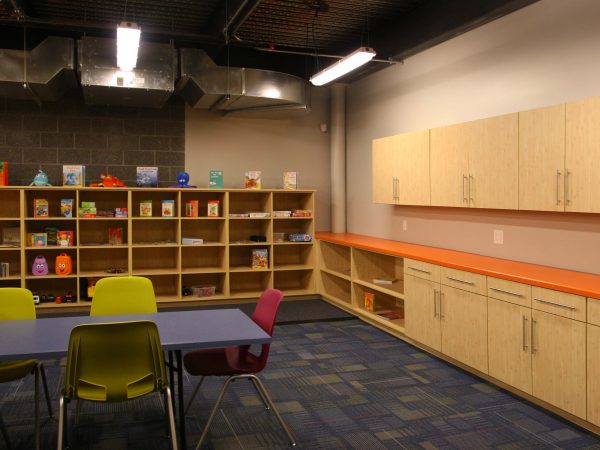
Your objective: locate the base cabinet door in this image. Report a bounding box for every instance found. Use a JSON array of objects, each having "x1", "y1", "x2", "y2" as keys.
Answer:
[
  {"x1": 531, "y1": 310, "x2": 586, "y2": 418},
  {"x1": 440, "y1": 286, "x2": 488, "y2": 373},
  {"x1": 405, "y1": 274, "x2": 441, "y2": 351},
  {"x1": 488, "y1": 298, "x2": 532, "y2": 394},
  {"x1": 587, "y1": 324, "x2": 600, "y2": 426}
]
